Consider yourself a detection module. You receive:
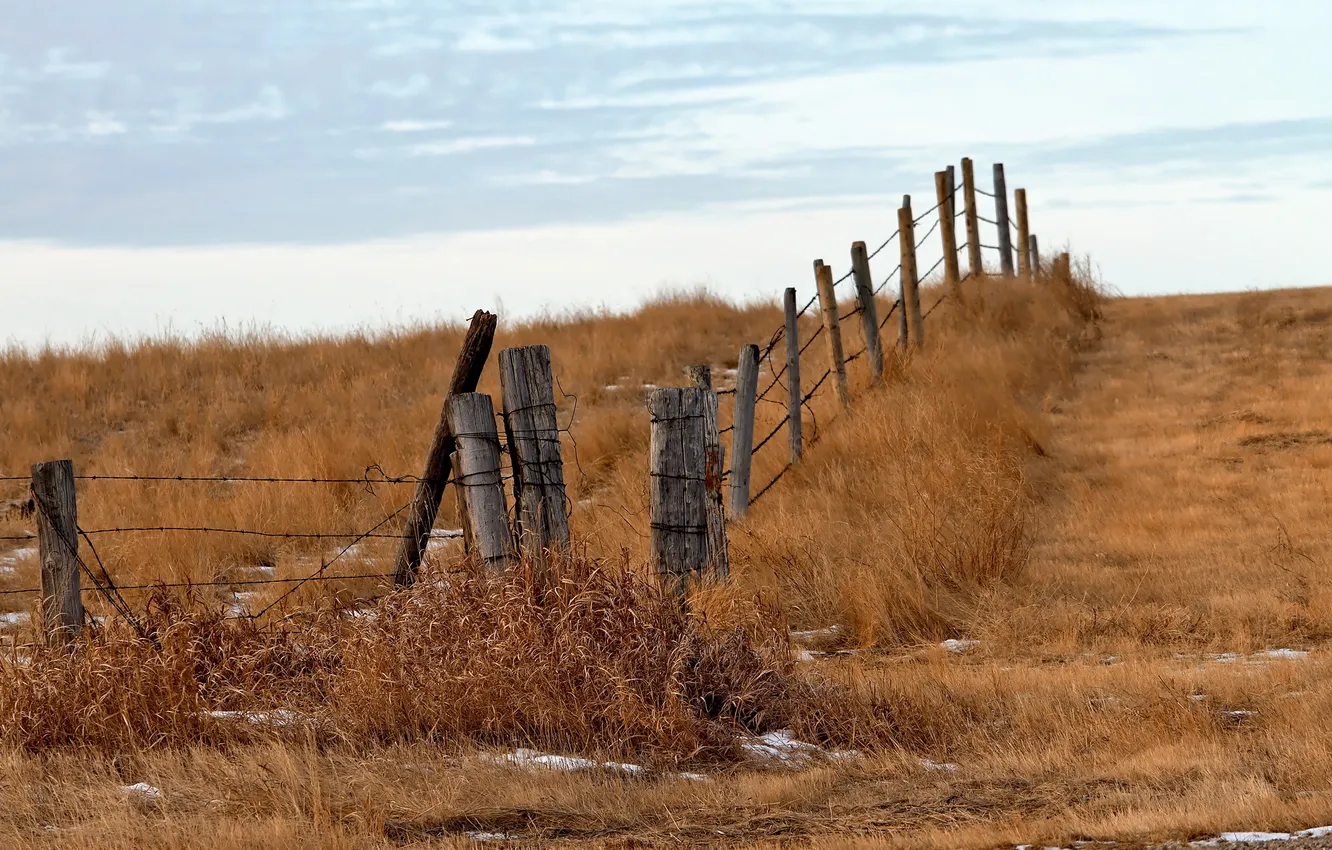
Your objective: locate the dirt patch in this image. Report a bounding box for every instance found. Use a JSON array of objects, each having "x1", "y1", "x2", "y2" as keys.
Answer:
[
  {"x1": 1238, "y1": 431, "x2": 1332, "y2": 452},
  {"x1": 1200, "y1": 410, "x2": 1275, "y2": 430}
]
